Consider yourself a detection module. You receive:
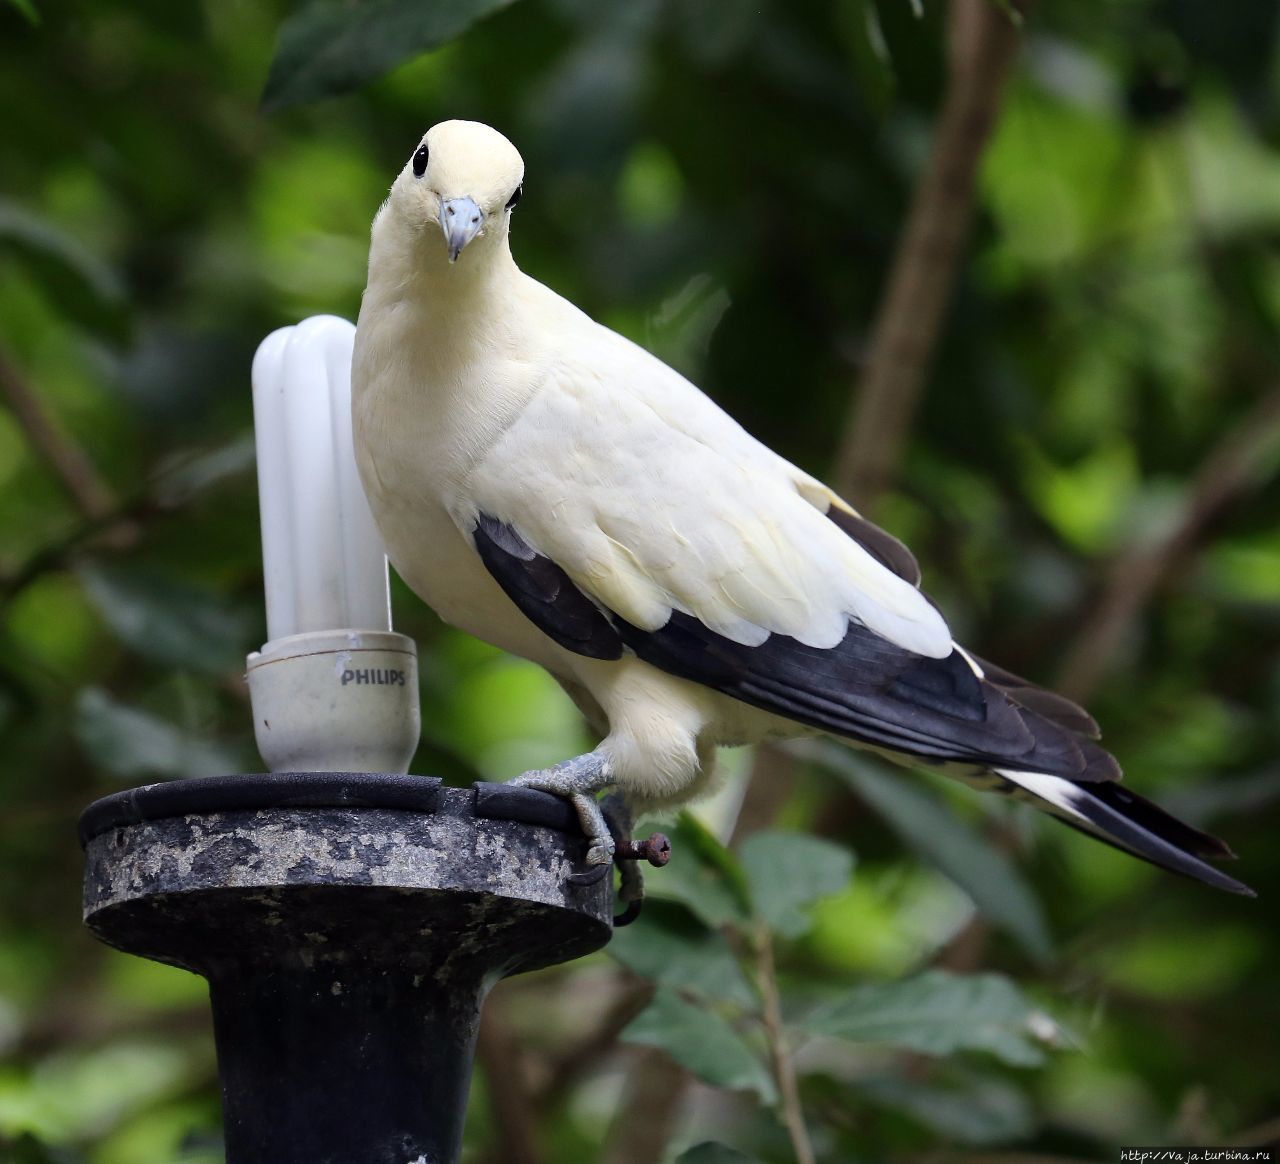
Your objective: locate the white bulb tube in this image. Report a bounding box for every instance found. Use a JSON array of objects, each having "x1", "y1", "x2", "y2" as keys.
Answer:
[
  {"x1": 251, "y1": 315, "x2": 389, "y2": 638},
  {"x1": 246, "y1": 316, "x2": 419, "y2": 774}
]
